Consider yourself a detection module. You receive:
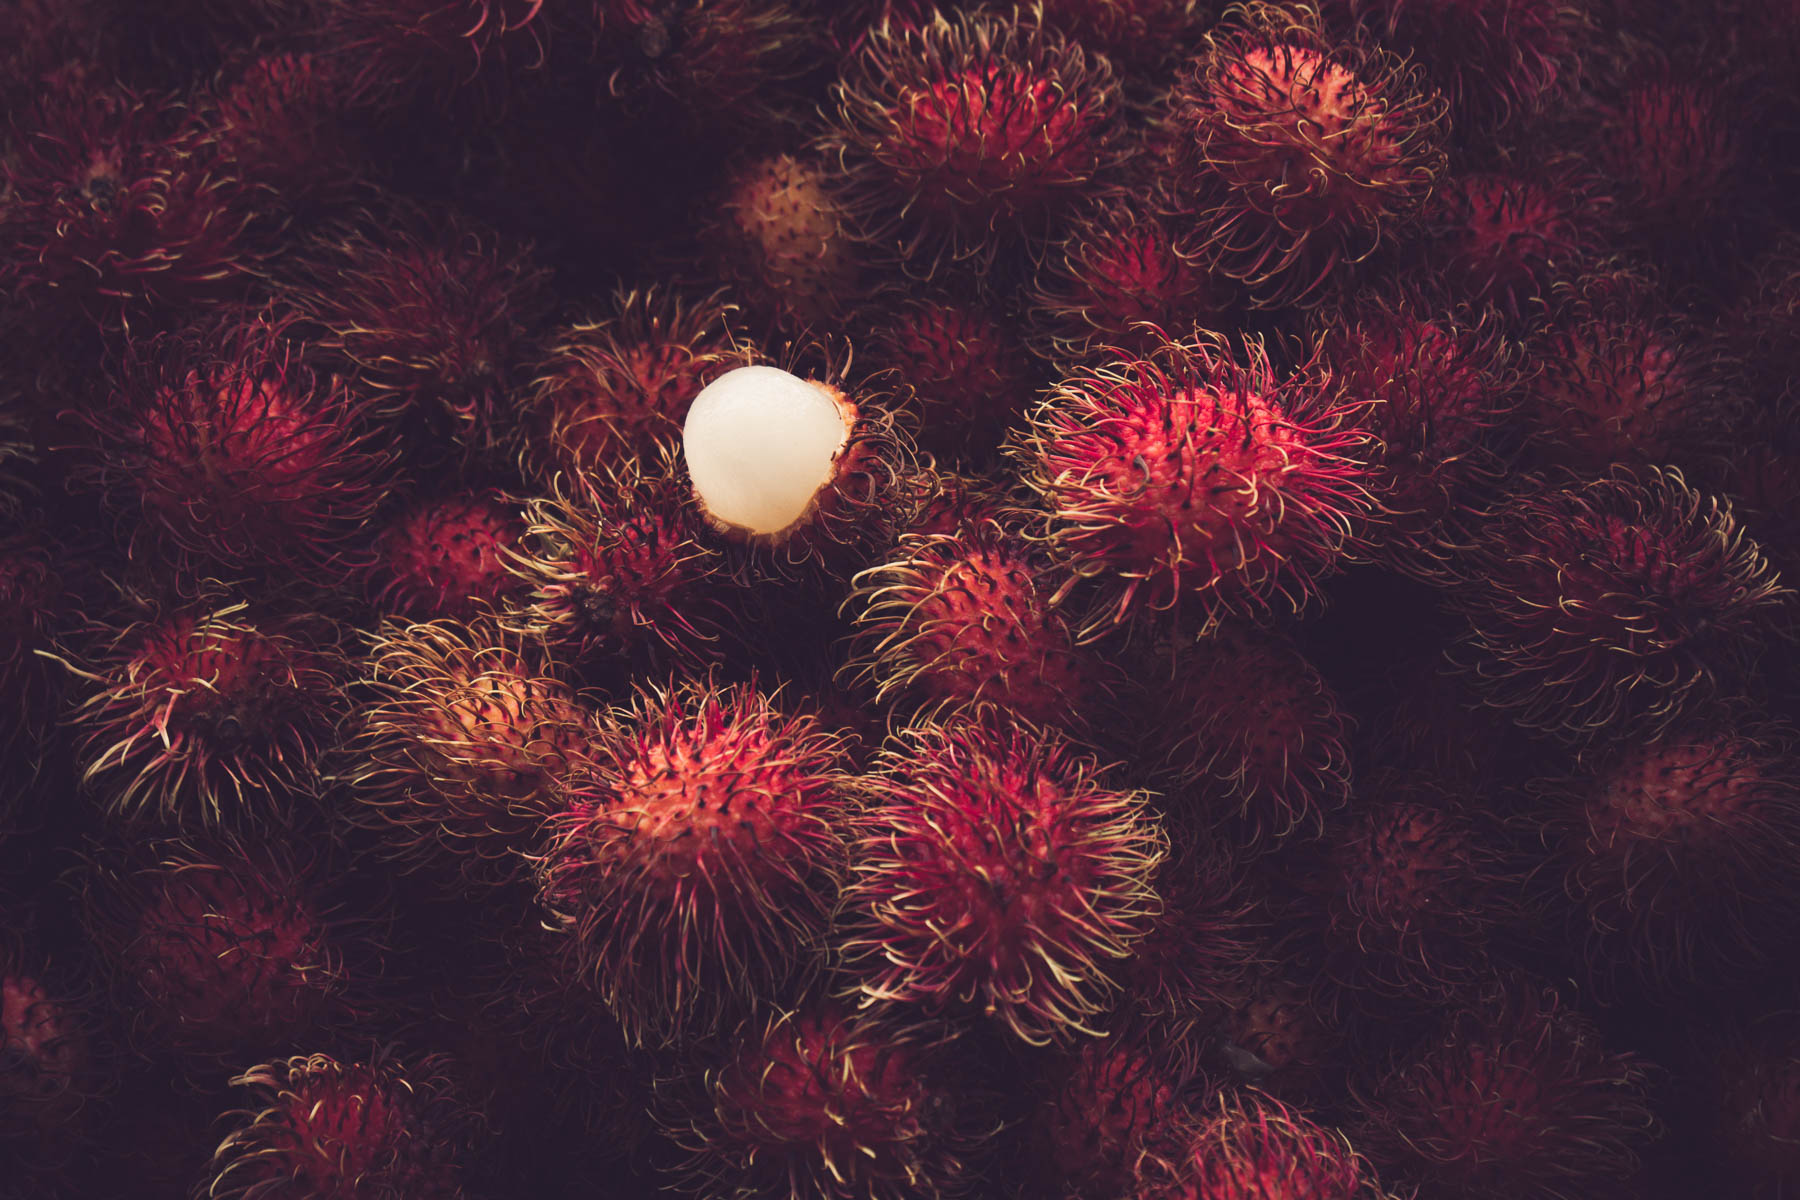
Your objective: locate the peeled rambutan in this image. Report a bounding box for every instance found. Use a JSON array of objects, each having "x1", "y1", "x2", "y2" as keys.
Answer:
[
  {"x1": 1425, "y1": 168, "x2": 1602, "y2": 322},
  {"x1": 203, "y1": 1049, "x2": 482, "y2": 1200},
  {"x1": 348, "y1": 618, "x2": 594, "y2": 886},
  {"x1": 837, "y1": 720, "x2": 1167, "y2": 1044},
  {"x1": 55, "y1": 601, "x2": 345, "y2": 827},
  {"x1": 671, "y1": 1003, "x2": 983, "y2": 1200},
  {"x1": 521, "y1": 286, "x2": 737, "y2": 486},
  {"x1": 822, "y1": 7, "x2": 1124, "y2": 273},
  {"x1": 534, "y1": 676, "x2": 853, "y2": 1047},
  {"x1": 840, "y1": 518, "x2": 1099, "y2": 730},
  {"x1": 1011, "y1": 333, "x2": 1374, "y2": 636},
  {"x1": 370, "y1": 489, "x2": 526, "y2": 621},
  {"x1": 1441, "y1": 466, "x2": 1789, "y2": 742},
  {"x1": 1539, "y1": 719, "x2": 1800, "y2": 996},
  {"x1": 1353, "y1": 982, "x2": 1659, "y2": 1200},
  {"x1": 320, "y1": 0, "x2": 549, "y2": 115},
  {"x1": 1166, "y1": 3, "x2": 1447, "y2": 308},
  {"x1": 863, "y1": 291, "x2": 1040, "y2": 456}
]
